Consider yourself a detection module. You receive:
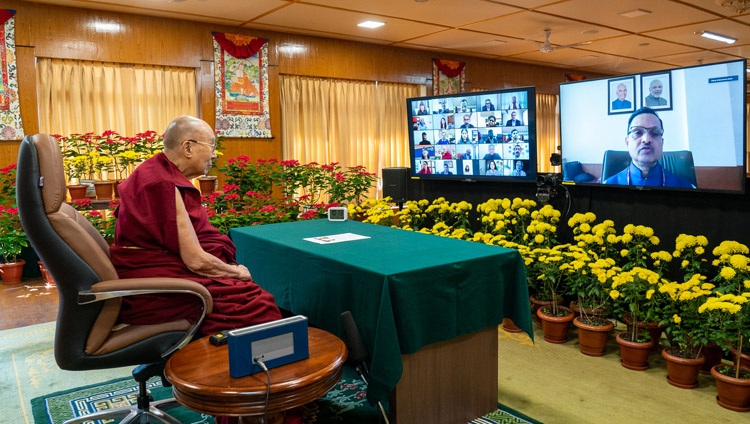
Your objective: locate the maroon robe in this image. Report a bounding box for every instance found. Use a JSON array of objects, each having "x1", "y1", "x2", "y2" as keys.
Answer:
[{"x1": 111, "y1": 153, "x2": 281, "y2": 336}]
